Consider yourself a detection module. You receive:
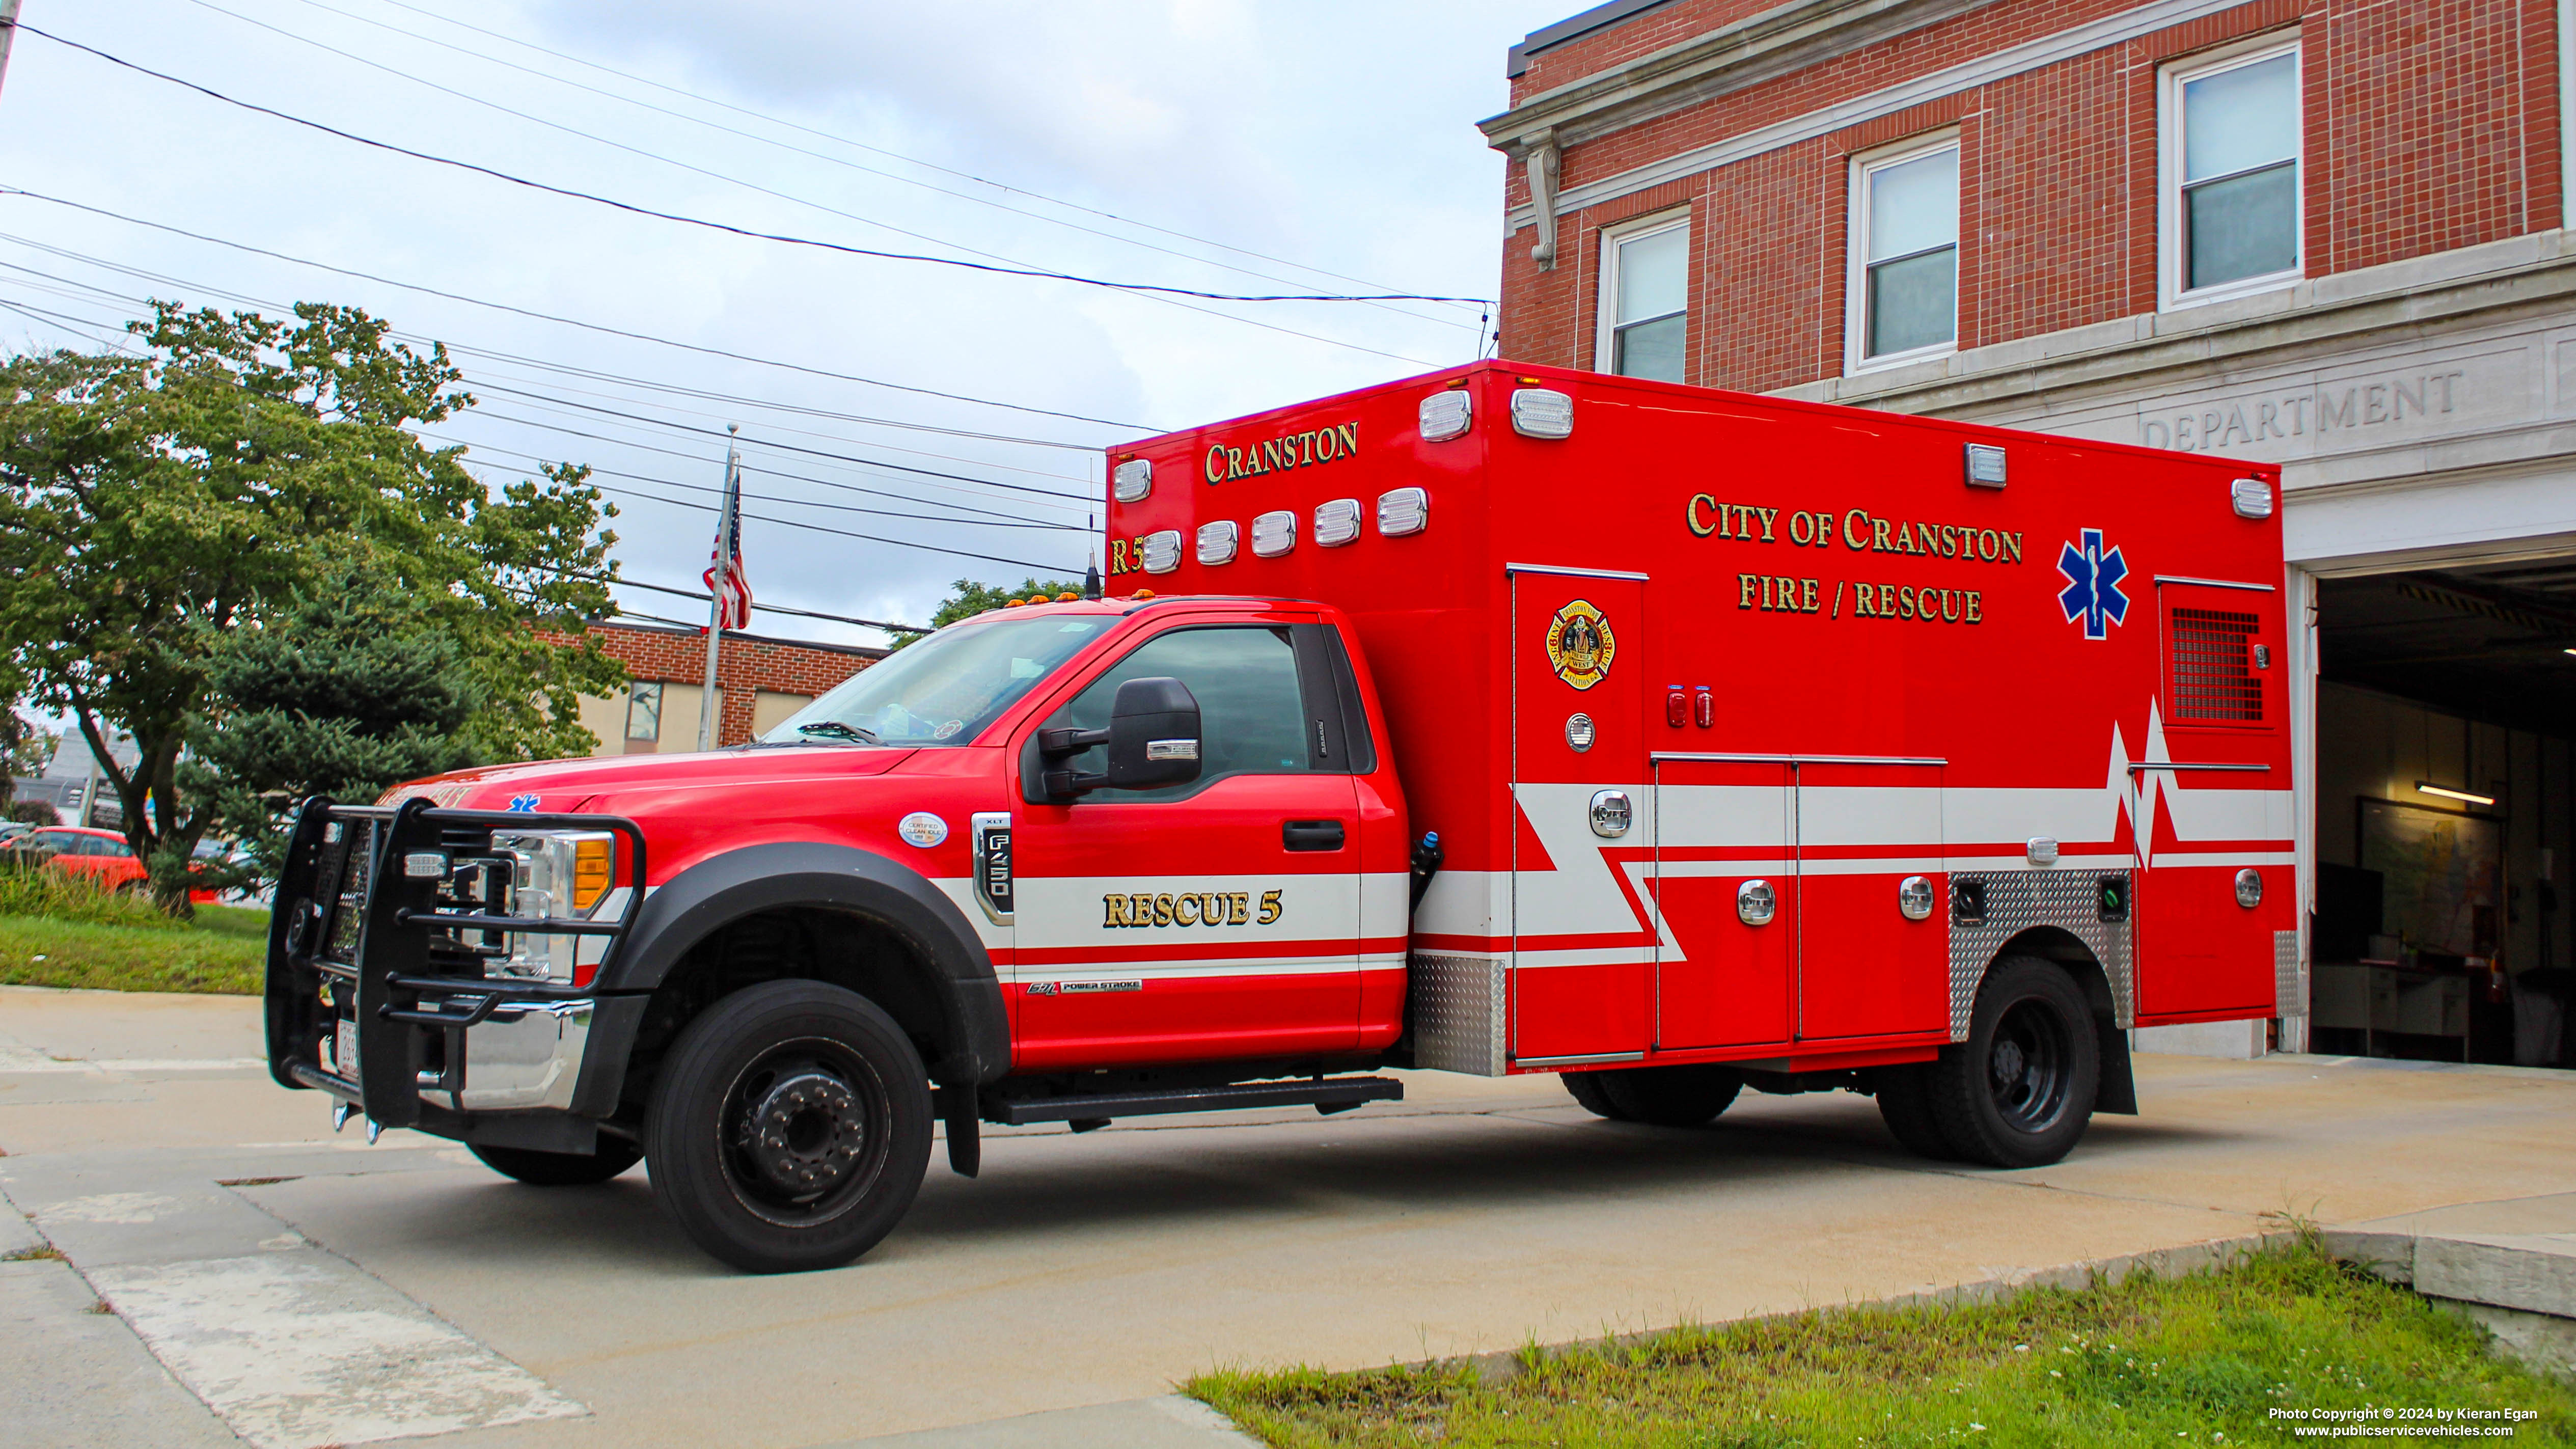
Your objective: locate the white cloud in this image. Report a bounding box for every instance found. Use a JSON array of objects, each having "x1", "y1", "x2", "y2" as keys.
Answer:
[{"x1": 0, "y1": 0, "x2": 1568, "y2": 642}]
